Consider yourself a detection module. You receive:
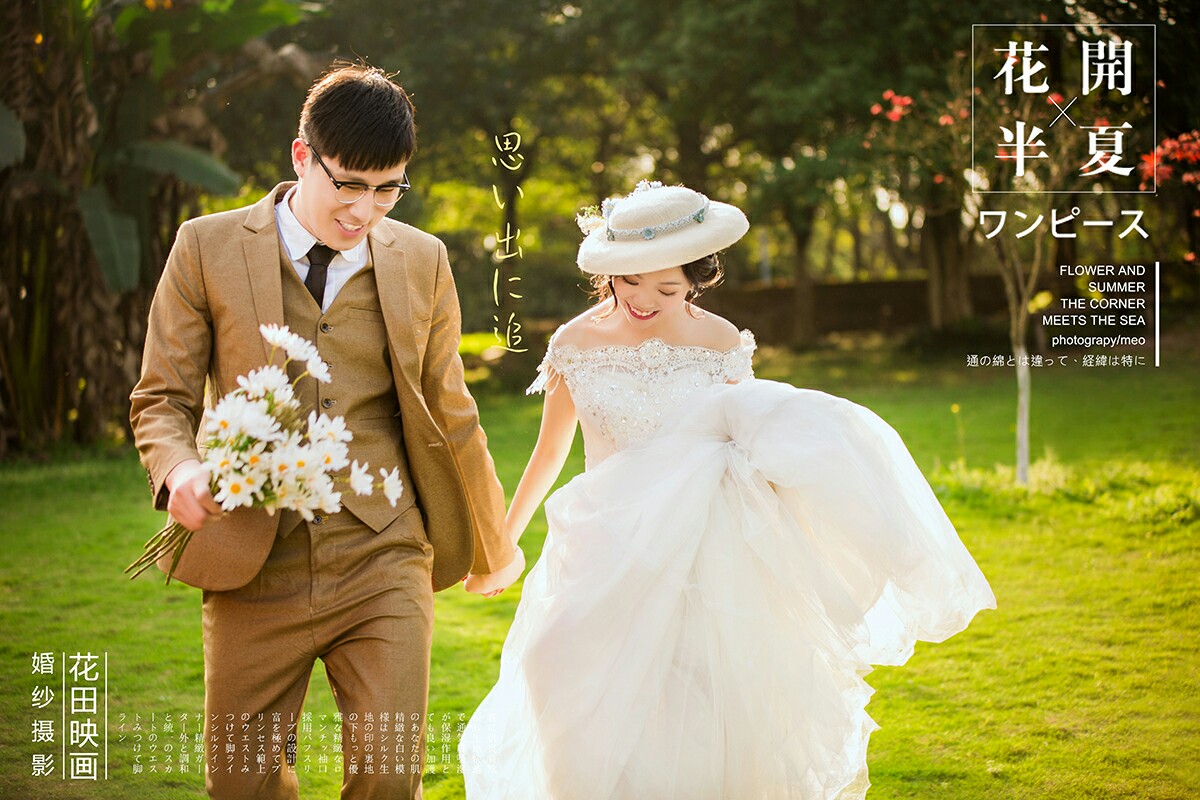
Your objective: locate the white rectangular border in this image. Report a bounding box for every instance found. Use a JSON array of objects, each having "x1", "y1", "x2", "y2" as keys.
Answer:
[{"x1": 970, "y1": 23, "x2": 1157, "y2": 195}]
